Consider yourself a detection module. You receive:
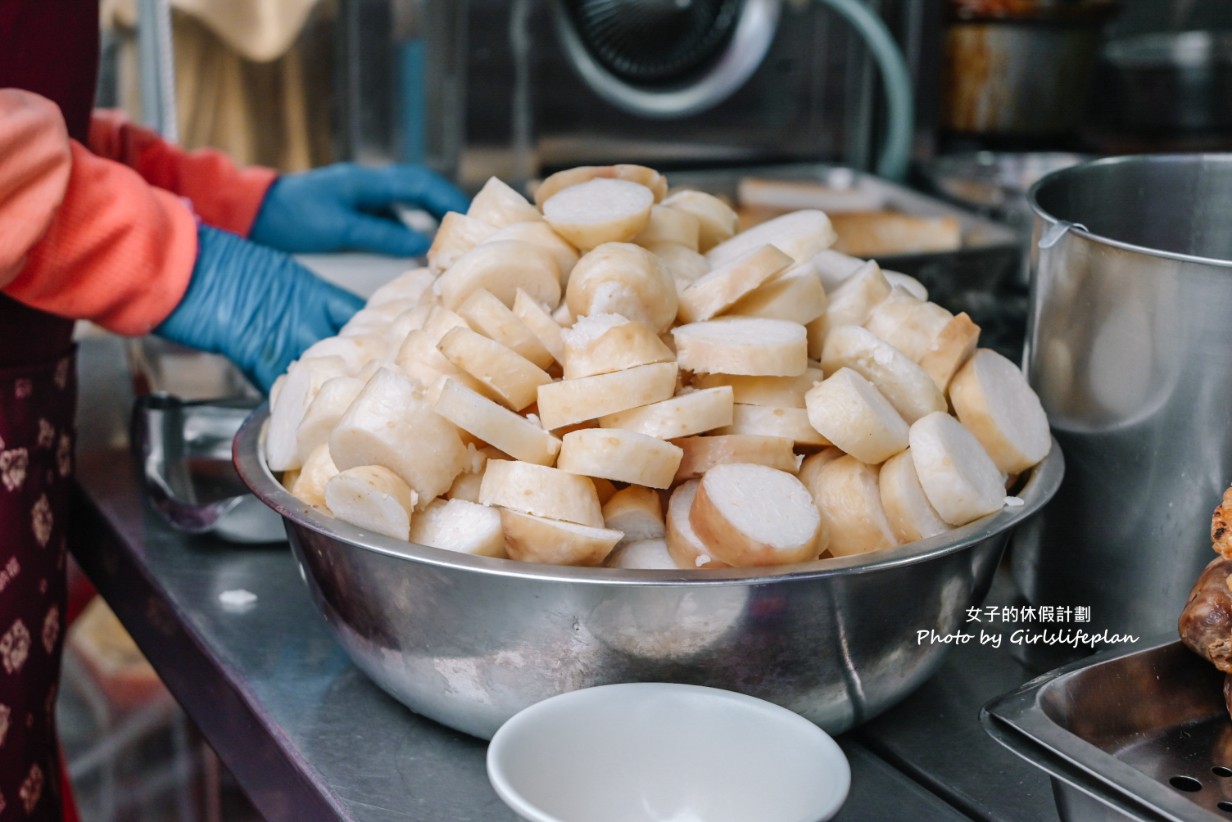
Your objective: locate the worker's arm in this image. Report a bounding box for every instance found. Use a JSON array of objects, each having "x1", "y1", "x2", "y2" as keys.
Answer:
[
  {"x1": 1, "y1": 89, "x2": 361, "y2": 389},
  {"x1": 88, "y1": 107, "x2": 276, "y2": 237},
  {"x1": 88, "y1": 108, "x2": 472, "y2": 257},
  {"x1": 1, "y1": 89, "x2": 198, "y2": 334}
]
